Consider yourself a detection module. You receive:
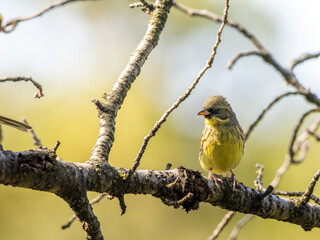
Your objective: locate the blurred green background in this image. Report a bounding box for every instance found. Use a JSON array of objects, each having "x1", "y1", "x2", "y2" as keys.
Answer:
[{"x1": 1, "y1": 0, "x2": 320, "y2": 239}]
